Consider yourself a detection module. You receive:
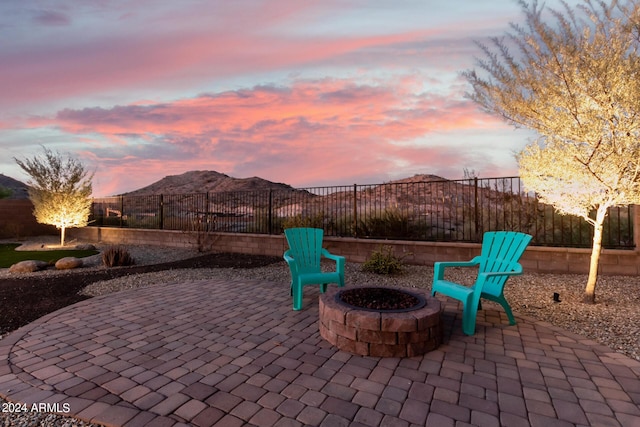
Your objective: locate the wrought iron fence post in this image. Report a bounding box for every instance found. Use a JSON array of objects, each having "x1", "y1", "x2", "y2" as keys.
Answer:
[
  {"x1": 474, "y1": 177, "x2": 479, "y2": 241},
  {"x1": 353, "y1": 184, "x2": 358, "y2": 238},
  {"x1": 206, "y1": 192, "x2": 210, "y2": 231},
  {"x1": 633, "y1": 204, "x2": 640, "y2": 251},
  {"x1": 268, "y1": 189, "x2": 273, "y2": 234},
  {"x1": 159, "y1": 194, "x2": 164, "y2": 230}
]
